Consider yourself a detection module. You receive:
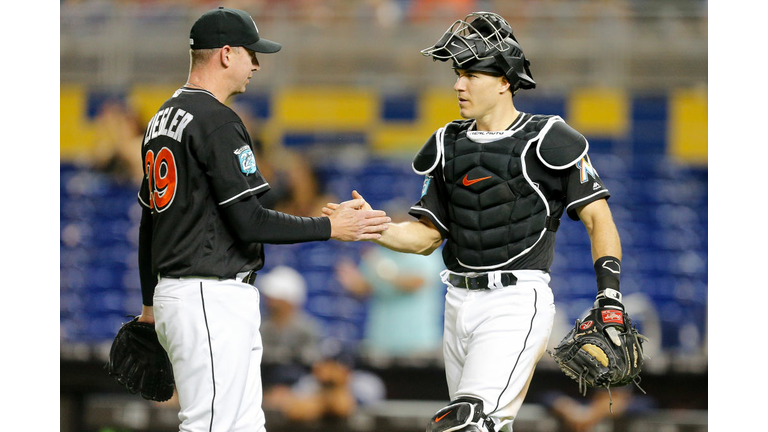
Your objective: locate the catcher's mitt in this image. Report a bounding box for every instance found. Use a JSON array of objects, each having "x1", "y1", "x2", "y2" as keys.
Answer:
[
  {"x1": 549, "y1": 307, "x2": 646, "y2": 397},
  {"x1": 106, "y1": 317, "x2": 175, "y2": 402}
]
